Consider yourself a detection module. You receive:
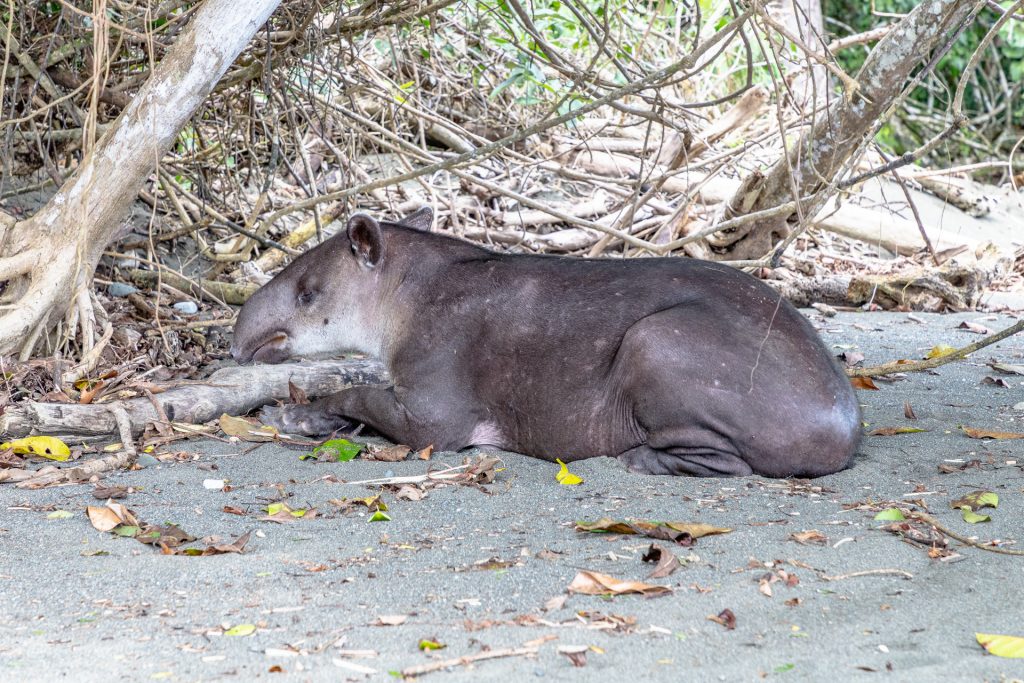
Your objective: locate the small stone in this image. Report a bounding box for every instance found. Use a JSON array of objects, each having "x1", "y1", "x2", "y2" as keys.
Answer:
[
  {"x1": 1013, "y1": 402, "x2": 1024, "y2": 411},
  {"x1": 173, "y1": 301, "x2": 199, "y2": 315},
  {"x1": 136, "y1": 453, "x2": 159, "y2": 468},
  {"x1": 107, "y1": 282, "x2": 138, "y2": 297}
]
